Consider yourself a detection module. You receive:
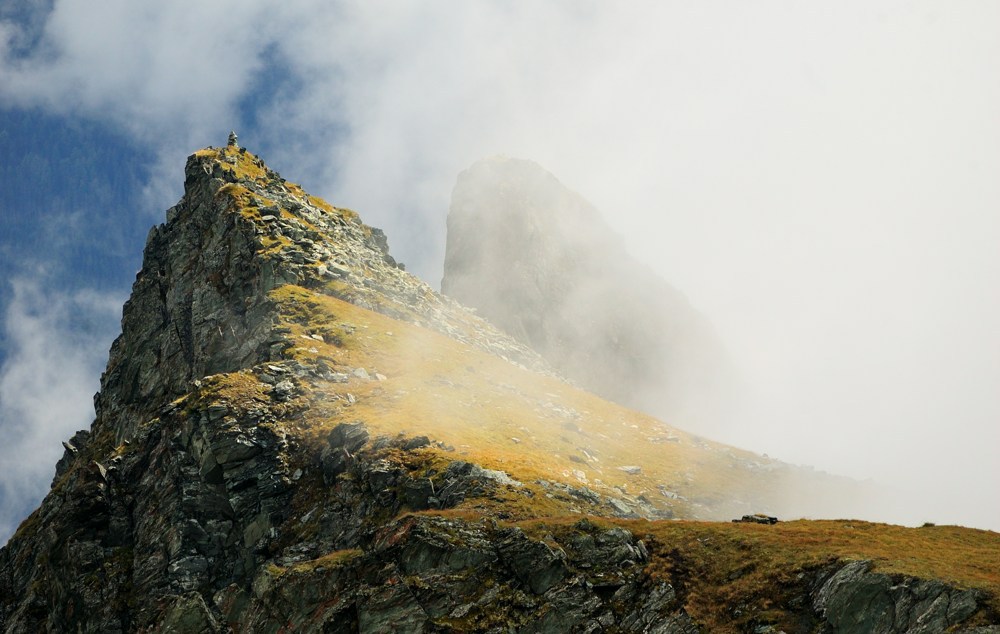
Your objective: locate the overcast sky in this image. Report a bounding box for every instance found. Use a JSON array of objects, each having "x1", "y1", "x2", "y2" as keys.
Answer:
[{"x1": 1, "y1": 1, "x2": 998, "y2": 541}]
